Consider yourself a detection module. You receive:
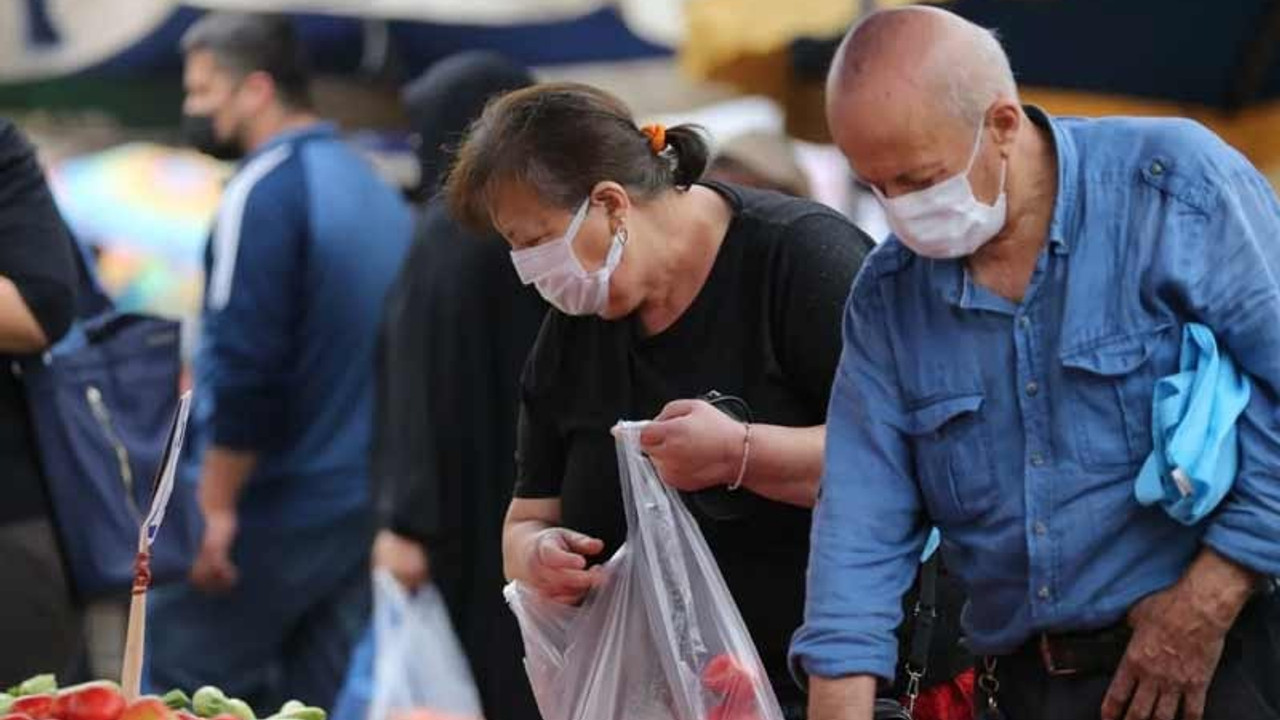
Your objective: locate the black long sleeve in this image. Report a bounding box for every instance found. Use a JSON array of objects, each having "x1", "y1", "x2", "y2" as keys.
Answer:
[
  {"x1": 0, "y1": 120, "x2": 78, "y2": 526},
  {"x1": 0, "y1": 122, "x2": 76, "y2": 342}
]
